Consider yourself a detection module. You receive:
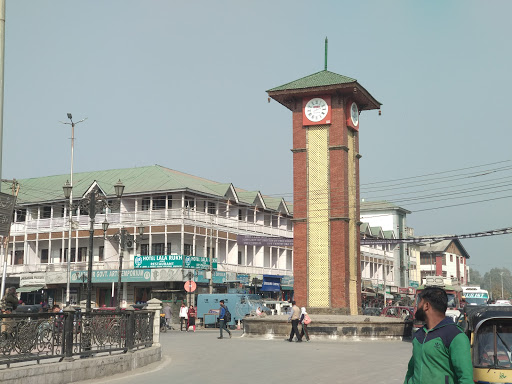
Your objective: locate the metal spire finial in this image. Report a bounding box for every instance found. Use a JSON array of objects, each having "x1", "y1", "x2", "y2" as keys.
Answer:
[{"x1": 324, "y1": 37, "x2": 328, "y2": 71}]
